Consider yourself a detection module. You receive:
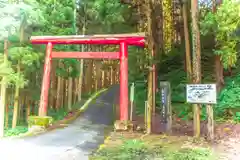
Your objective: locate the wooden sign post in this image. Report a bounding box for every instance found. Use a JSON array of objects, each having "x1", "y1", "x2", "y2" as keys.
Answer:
[
  {"x1": 206, "y1": 104, "x2": 214, "y2": 141},
  {"x1": 145, "y1": 101, "x2": 151, "y2": 134},
  {"x1": 186, "y1": 84, "x2": 216, "y2": 141}
]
